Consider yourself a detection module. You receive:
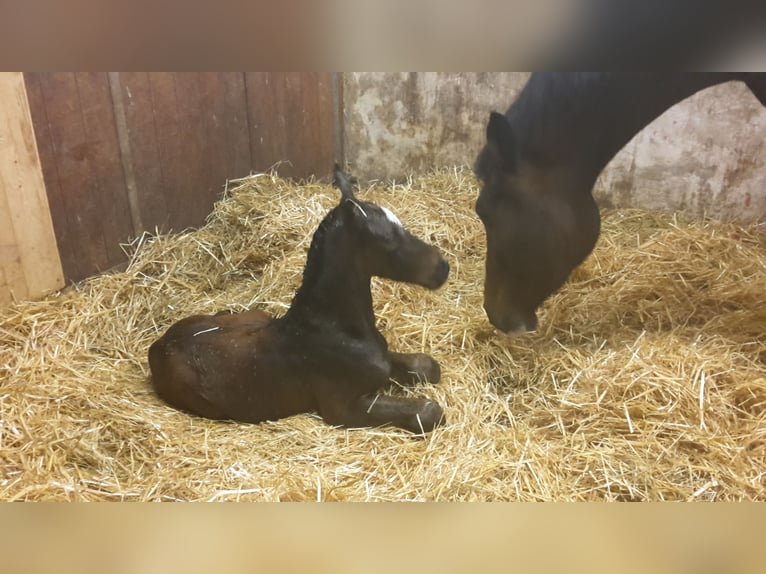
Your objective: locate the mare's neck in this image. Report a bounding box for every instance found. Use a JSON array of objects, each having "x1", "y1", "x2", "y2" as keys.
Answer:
[{"x1": 511, "y1": 73, "x2": 742, "y2": 191}]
